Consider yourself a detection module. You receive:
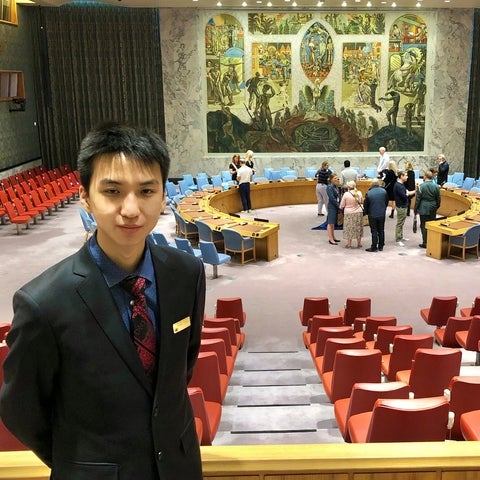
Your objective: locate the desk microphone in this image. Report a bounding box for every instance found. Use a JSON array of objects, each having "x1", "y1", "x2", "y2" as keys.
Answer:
[{"x1": 254, "y1": 217, "x2": 269, "y2": 222}]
